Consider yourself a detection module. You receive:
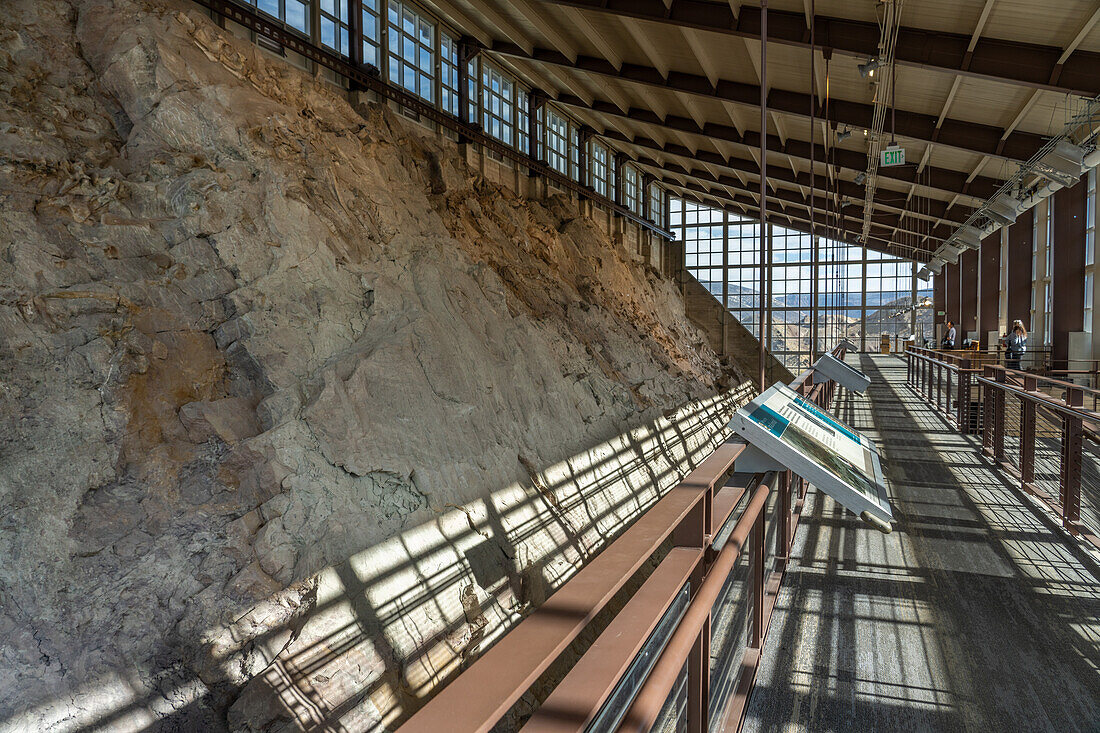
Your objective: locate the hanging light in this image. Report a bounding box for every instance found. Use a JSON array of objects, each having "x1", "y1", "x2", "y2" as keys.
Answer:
[
  {"x1": 950, "y1": 225, "x2": 982, "y2": 250},
  {"x1": 858, "y1": 57, "x2": 883, "y2": 78},
  {"x1": 1033, "y1": 139, "x2": 1085, "y2": 187},
  {"x1": 985, "y1": 193, "x2": 1021, "y2": 226}
]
